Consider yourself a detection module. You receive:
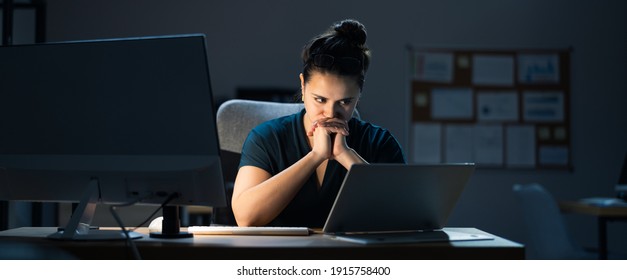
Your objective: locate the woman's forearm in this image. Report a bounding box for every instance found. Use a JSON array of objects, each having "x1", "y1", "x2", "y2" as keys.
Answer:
[{"x1": 232, "y1": 151, "x2": 325, "y2": 226}]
